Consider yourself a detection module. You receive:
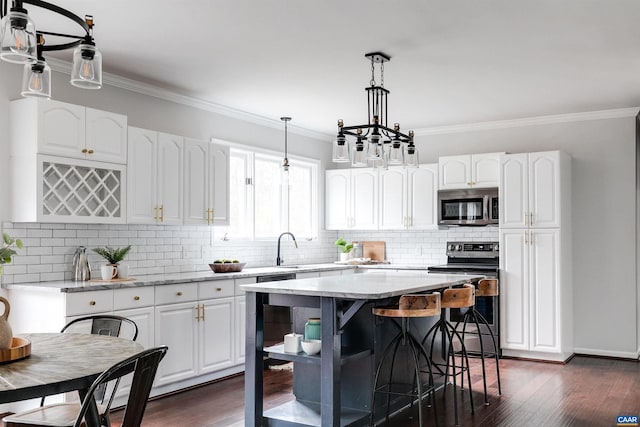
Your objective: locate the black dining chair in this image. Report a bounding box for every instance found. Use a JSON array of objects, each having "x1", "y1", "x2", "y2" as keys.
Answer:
[
  {"x1": 3, "y1": 346, "x2": 168, "y2": 427},
  {"x1": 39, "y1": 315, "x2": 139, "y2": 424}
]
